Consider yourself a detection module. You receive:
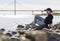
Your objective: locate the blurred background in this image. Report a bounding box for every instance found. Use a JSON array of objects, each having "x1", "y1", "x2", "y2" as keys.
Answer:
[{"x1": 0, "y1": 0, "x2": 60, "y2": 31}]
